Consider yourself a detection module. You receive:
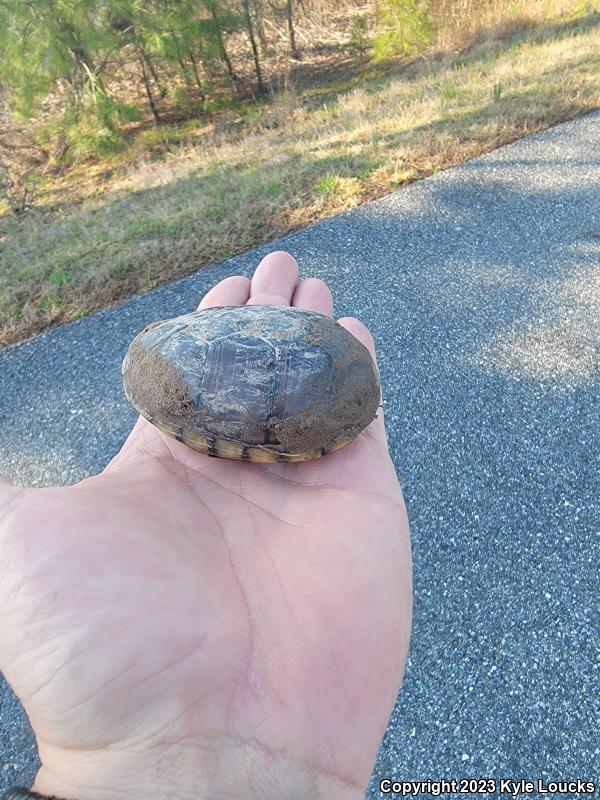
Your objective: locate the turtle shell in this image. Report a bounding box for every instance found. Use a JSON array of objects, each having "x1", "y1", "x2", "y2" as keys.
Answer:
[{"x1": 122, "y1": 304, "x2": 380, "y2": 462}]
